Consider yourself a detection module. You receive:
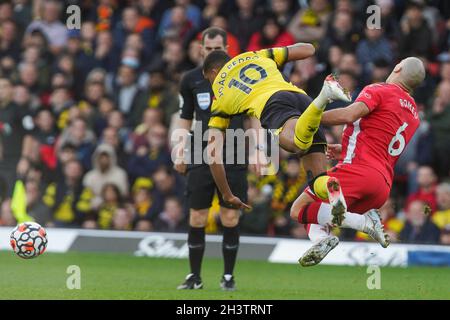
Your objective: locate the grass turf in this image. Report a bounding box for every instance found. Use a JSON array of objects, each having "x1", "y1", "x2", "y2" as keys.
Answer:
[{"x1": 0, "y1": 251, "x2": 448, "y2": 299}]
